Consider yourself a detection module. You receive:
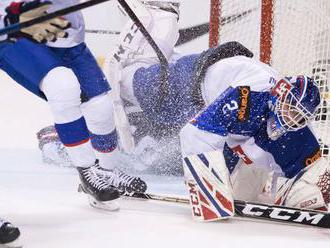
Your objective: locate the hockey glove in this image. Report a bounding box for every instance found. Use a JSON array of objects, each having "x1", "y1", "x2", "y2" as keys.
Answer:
[{"x1": 4, "y1": 0, "x2": 70, "y2": 43}]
